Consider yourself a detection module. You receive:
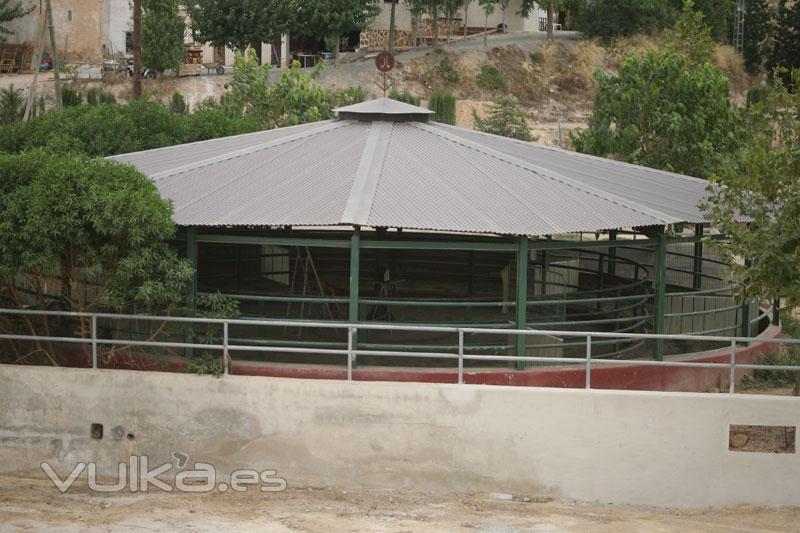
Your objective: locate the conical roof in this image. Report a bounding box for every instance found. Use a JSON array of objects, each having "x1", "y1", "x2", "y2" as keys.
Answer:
[{"x1": 110, "y1": 98, "x2": 710, "y2": 236}]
